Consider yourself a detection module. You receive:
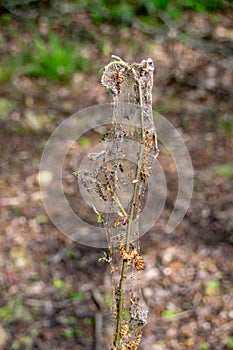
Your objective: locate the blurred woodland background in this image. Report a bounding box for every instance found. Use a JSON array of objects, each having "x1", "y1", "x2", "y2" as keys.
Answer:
[{"x1": 0, "y1": 0, "x2": 233, "y2": 349}]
